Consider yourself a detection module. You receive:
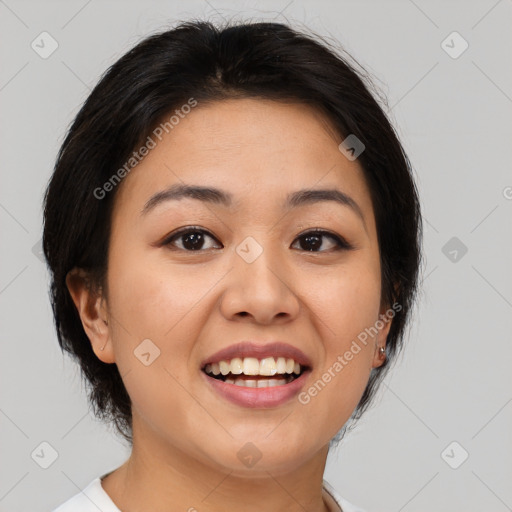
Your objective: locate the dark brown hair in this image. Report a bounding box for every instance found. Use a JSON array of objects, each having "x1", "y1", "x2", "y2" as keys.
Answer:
[{"x1": 43, "y1": 19, "x2": 423, "y2": 447}]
